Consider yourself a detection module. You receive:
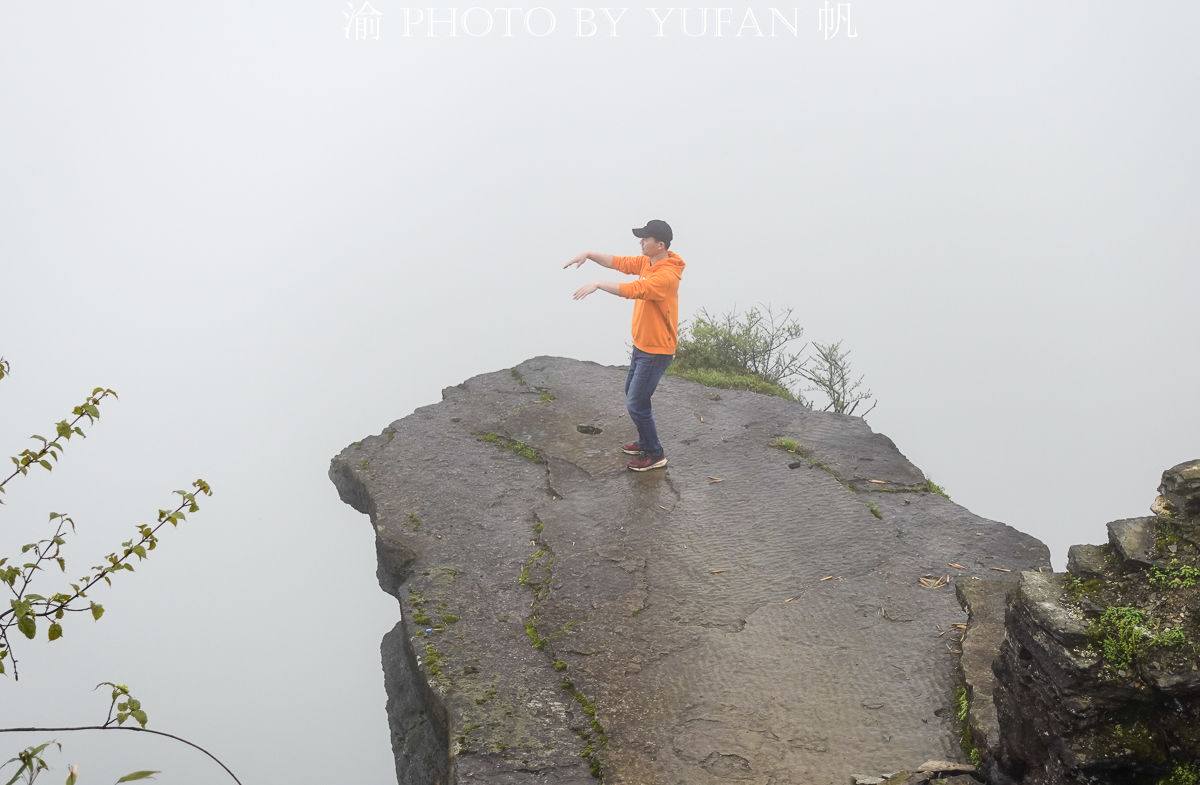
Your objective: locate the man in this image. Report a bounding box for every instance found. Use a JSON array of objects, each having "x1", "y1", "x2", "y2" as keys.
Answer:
[{"x1": 565, "y1": 219, "x2": 686, "y2": 471}]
